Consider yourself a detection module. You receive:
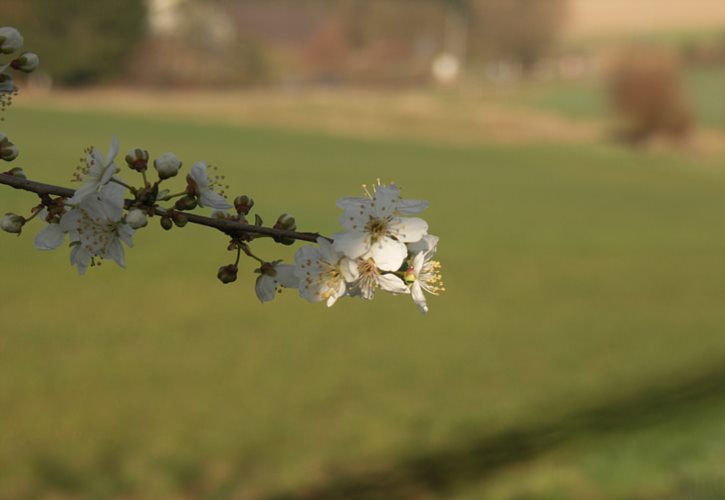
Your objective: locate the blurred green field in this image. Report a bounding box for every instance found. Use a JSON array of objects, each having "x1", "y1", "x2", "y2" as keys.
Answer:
[{"x1": 2, "y1": 106, "x2": 725, "y2": 499}]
